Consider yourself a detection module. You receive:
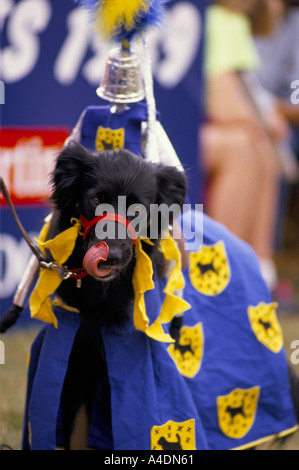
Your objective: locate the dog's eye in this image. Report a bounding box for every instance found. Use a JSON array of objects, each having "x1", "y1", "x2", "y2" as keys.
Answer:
[{"x1": 89, "y1": 197, "x2": 101, "y2": 206}]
